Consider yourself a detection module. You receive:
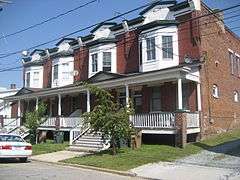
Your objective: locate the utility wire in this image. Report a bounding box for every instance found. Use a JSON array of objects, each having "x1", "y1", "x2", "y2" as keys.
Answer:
[
  {"x1": 0, "y1": 0, "x2": 99, "y2": 41},
  {"x1": 1, "y1": 1, "x2": 240, "y2": 59}
]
